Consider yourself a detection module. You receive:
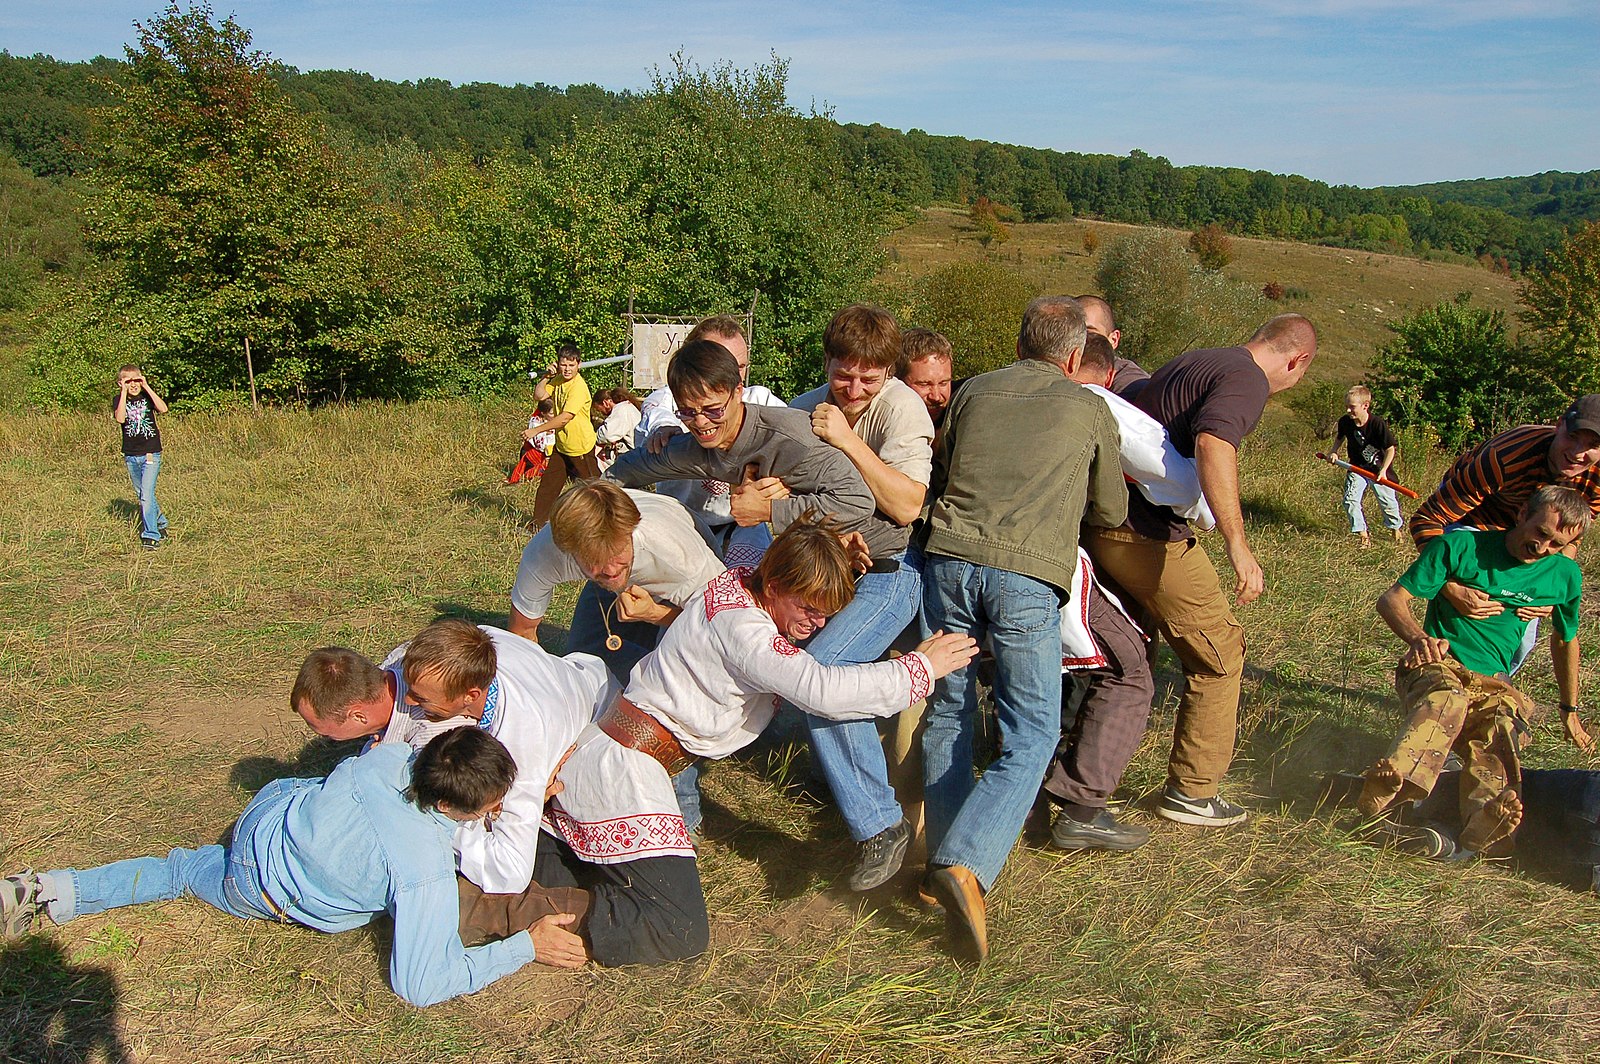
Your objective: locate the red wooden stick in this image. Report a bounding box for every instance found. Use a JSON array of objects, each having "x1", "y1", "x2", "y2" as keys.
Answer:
[{"x1": 1317, "y1": 453, "x2": 1419, "y2": 499}]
